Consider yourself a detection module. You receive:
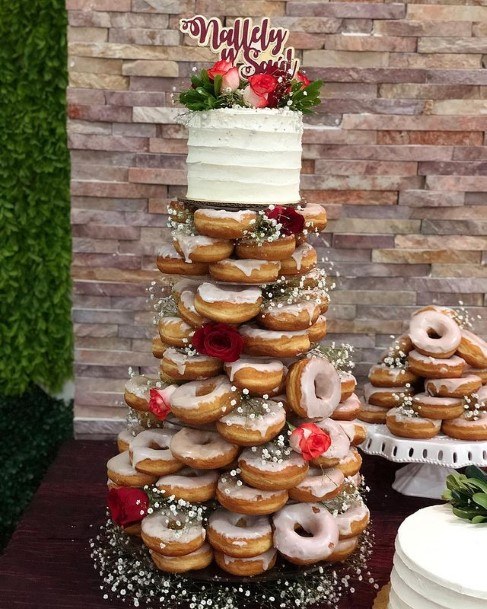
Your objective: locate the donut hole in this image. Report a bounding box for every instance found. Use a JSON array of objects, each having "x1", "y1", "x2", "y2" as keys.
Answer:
[
  {"x1": 293, "y1": 524, "x2": 313, "y2": 538},
  {"x1": 167, "y1": 519, "x2": 184, "y2": 531},
  {"x1": 426, "y1": 327, "x2": 441, "y2": 340},
  {"x1": 235, "y1": 517, "x2": 249, "y2": 529},
  {"x1": 149, "y1": 440, "x2": 169, "y2": 450},
  {"x1": 196, "y1": 381, "x2": 216, "y2": 397}
]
